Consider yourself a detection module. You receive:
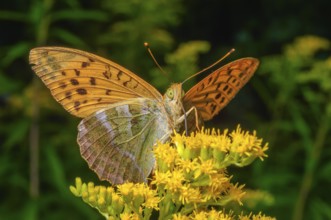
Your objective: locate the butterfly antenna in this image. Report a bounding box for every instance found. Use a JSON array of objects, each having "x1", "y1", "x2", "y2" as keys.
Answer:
[
  {"x1": 182, "y1": 48, "x2": 236, "y2": 84},
  {"x1": 144, "y1": 42, "x2": 168, "y2": 78}
]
